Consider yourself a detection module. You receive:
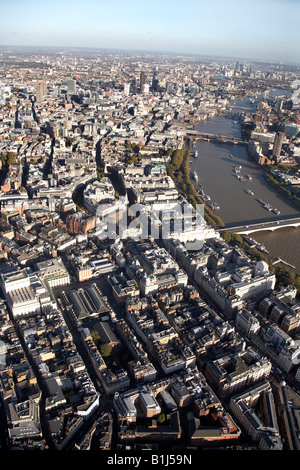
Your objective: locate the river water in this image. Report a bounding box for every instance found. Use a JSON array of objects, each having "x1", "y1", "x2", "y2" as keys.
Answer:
[{"x1": 190, "y1": 92, "x2": 300, "y2": 273}]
